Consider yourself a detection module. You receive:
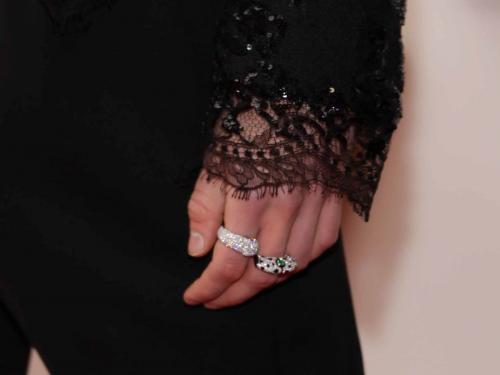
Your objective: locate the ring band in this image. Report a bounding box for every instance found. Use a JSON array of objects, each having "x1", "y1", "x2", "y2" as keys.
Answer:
[
  {"x1": 217, "y1": 225, "x2": 259, "y2": 257},
  {"x1": 254, "y1": 255, "x2": 298, "y2": 275}
]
